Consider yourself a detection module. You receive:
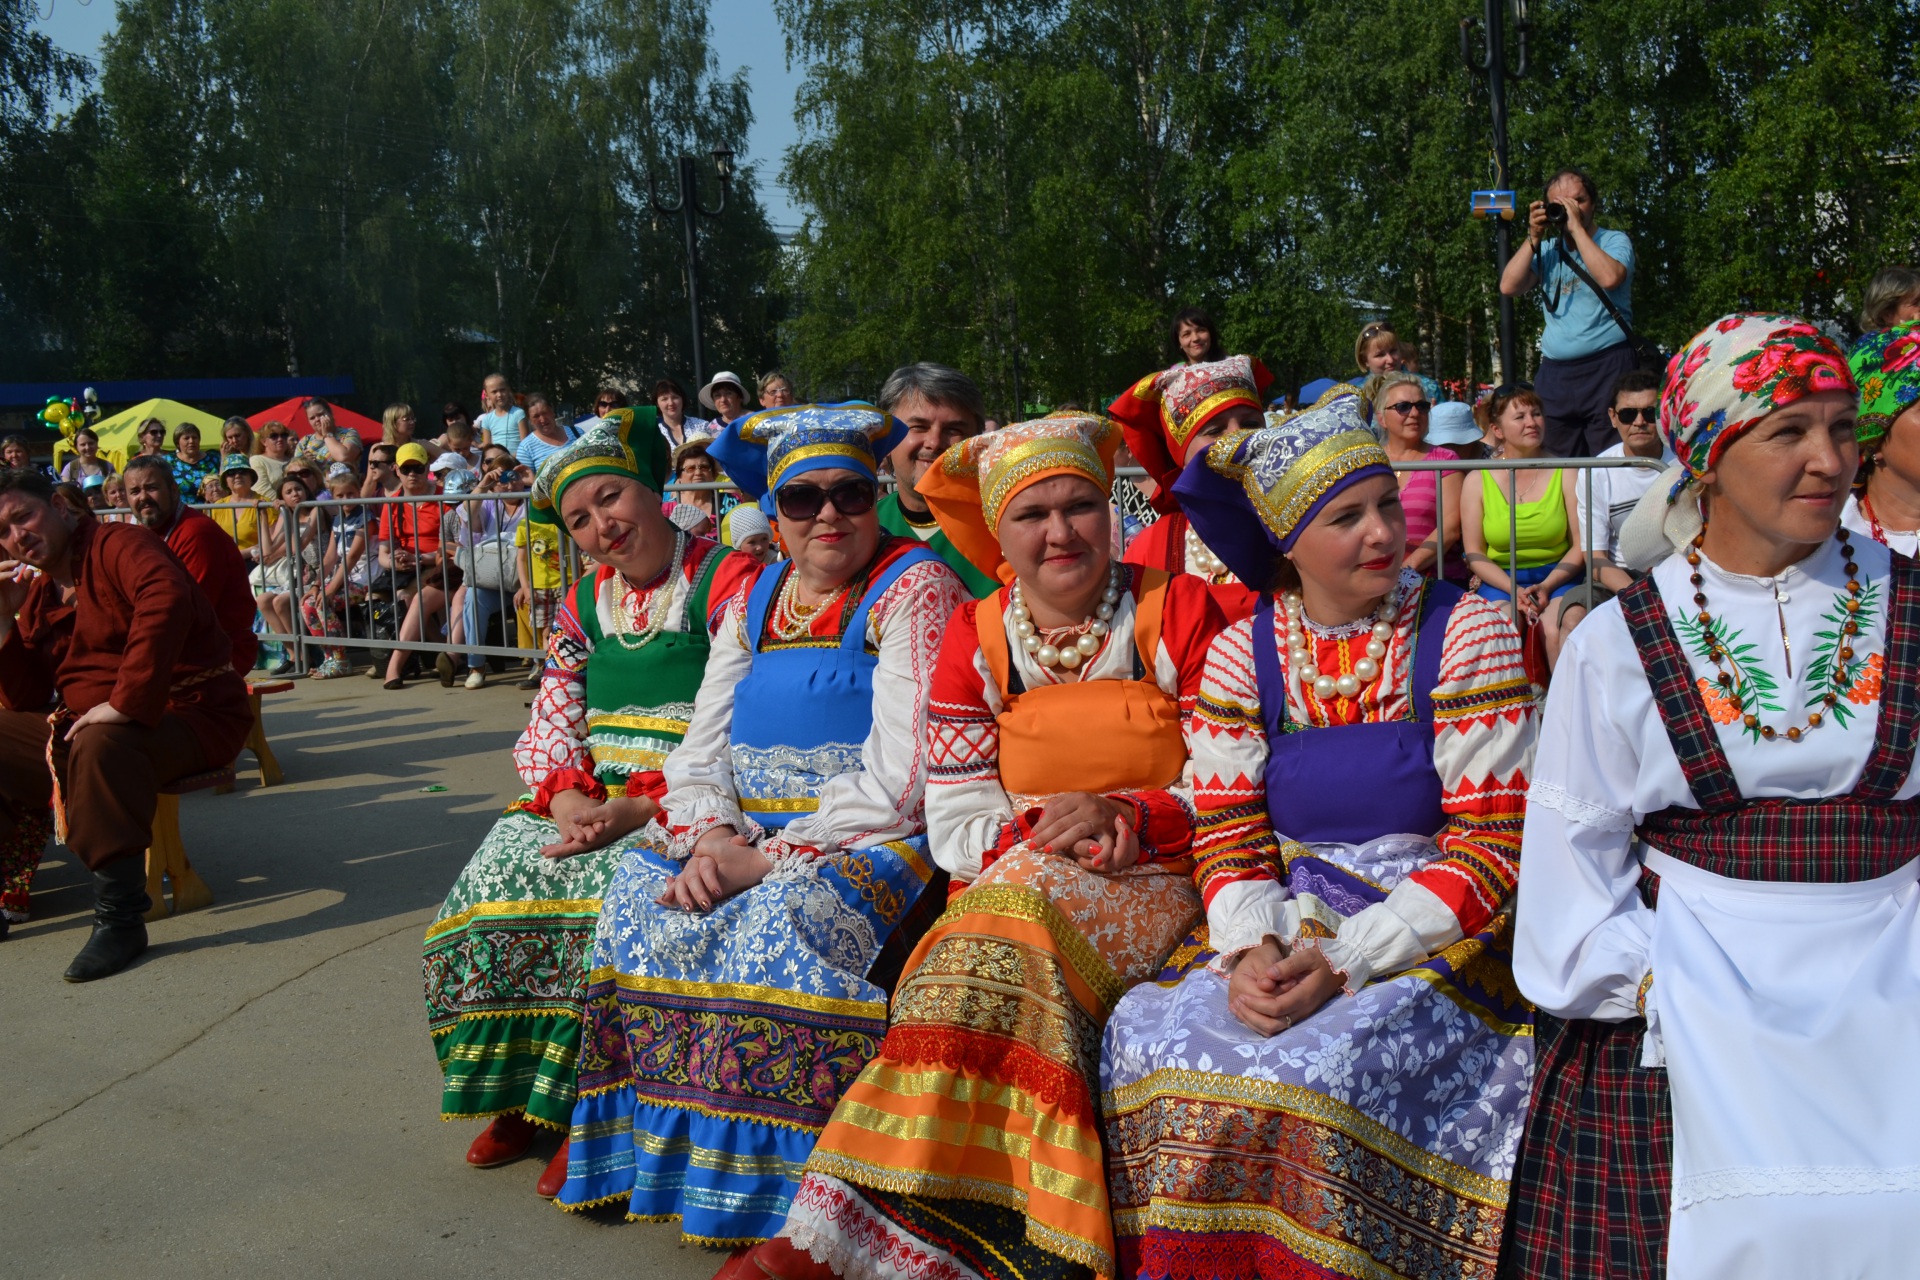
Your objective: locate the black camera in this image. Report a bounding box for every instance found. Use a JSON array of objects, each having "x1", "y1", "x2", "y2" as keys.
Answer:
[{"x1": 1545, "y1": 200, "x2": 1570, "y2": 227}]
